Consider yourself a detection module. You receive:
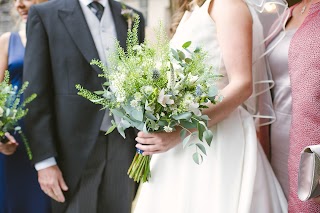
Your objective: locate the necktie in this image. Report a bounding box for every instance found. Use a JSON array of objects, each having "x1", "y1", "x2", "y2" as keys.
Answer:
[{"x1": 88, "y1": 1, "x2": 104, "y2": 21}]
